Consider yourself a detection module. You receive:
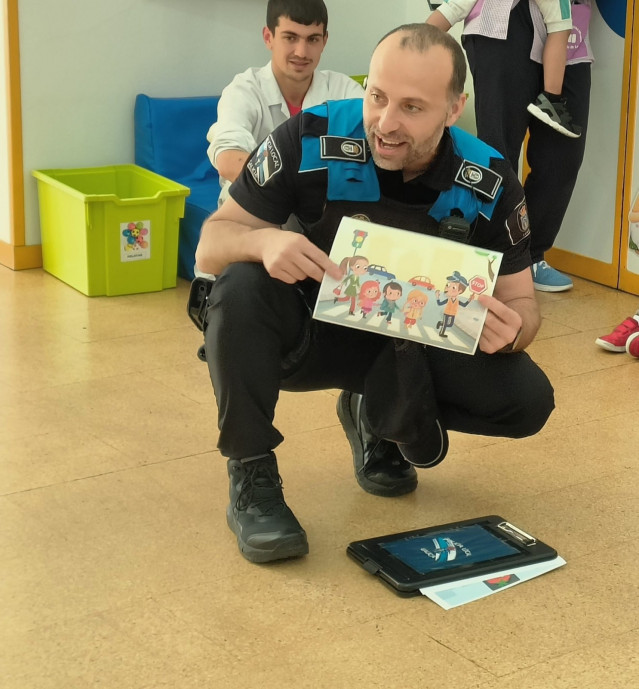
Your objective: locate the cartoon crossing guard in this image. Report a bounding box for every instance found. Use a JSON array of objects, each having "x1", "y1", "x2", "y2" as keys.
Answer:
[{"x1": 435, "y1": 271, "x2": 475, "y2": 338}]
